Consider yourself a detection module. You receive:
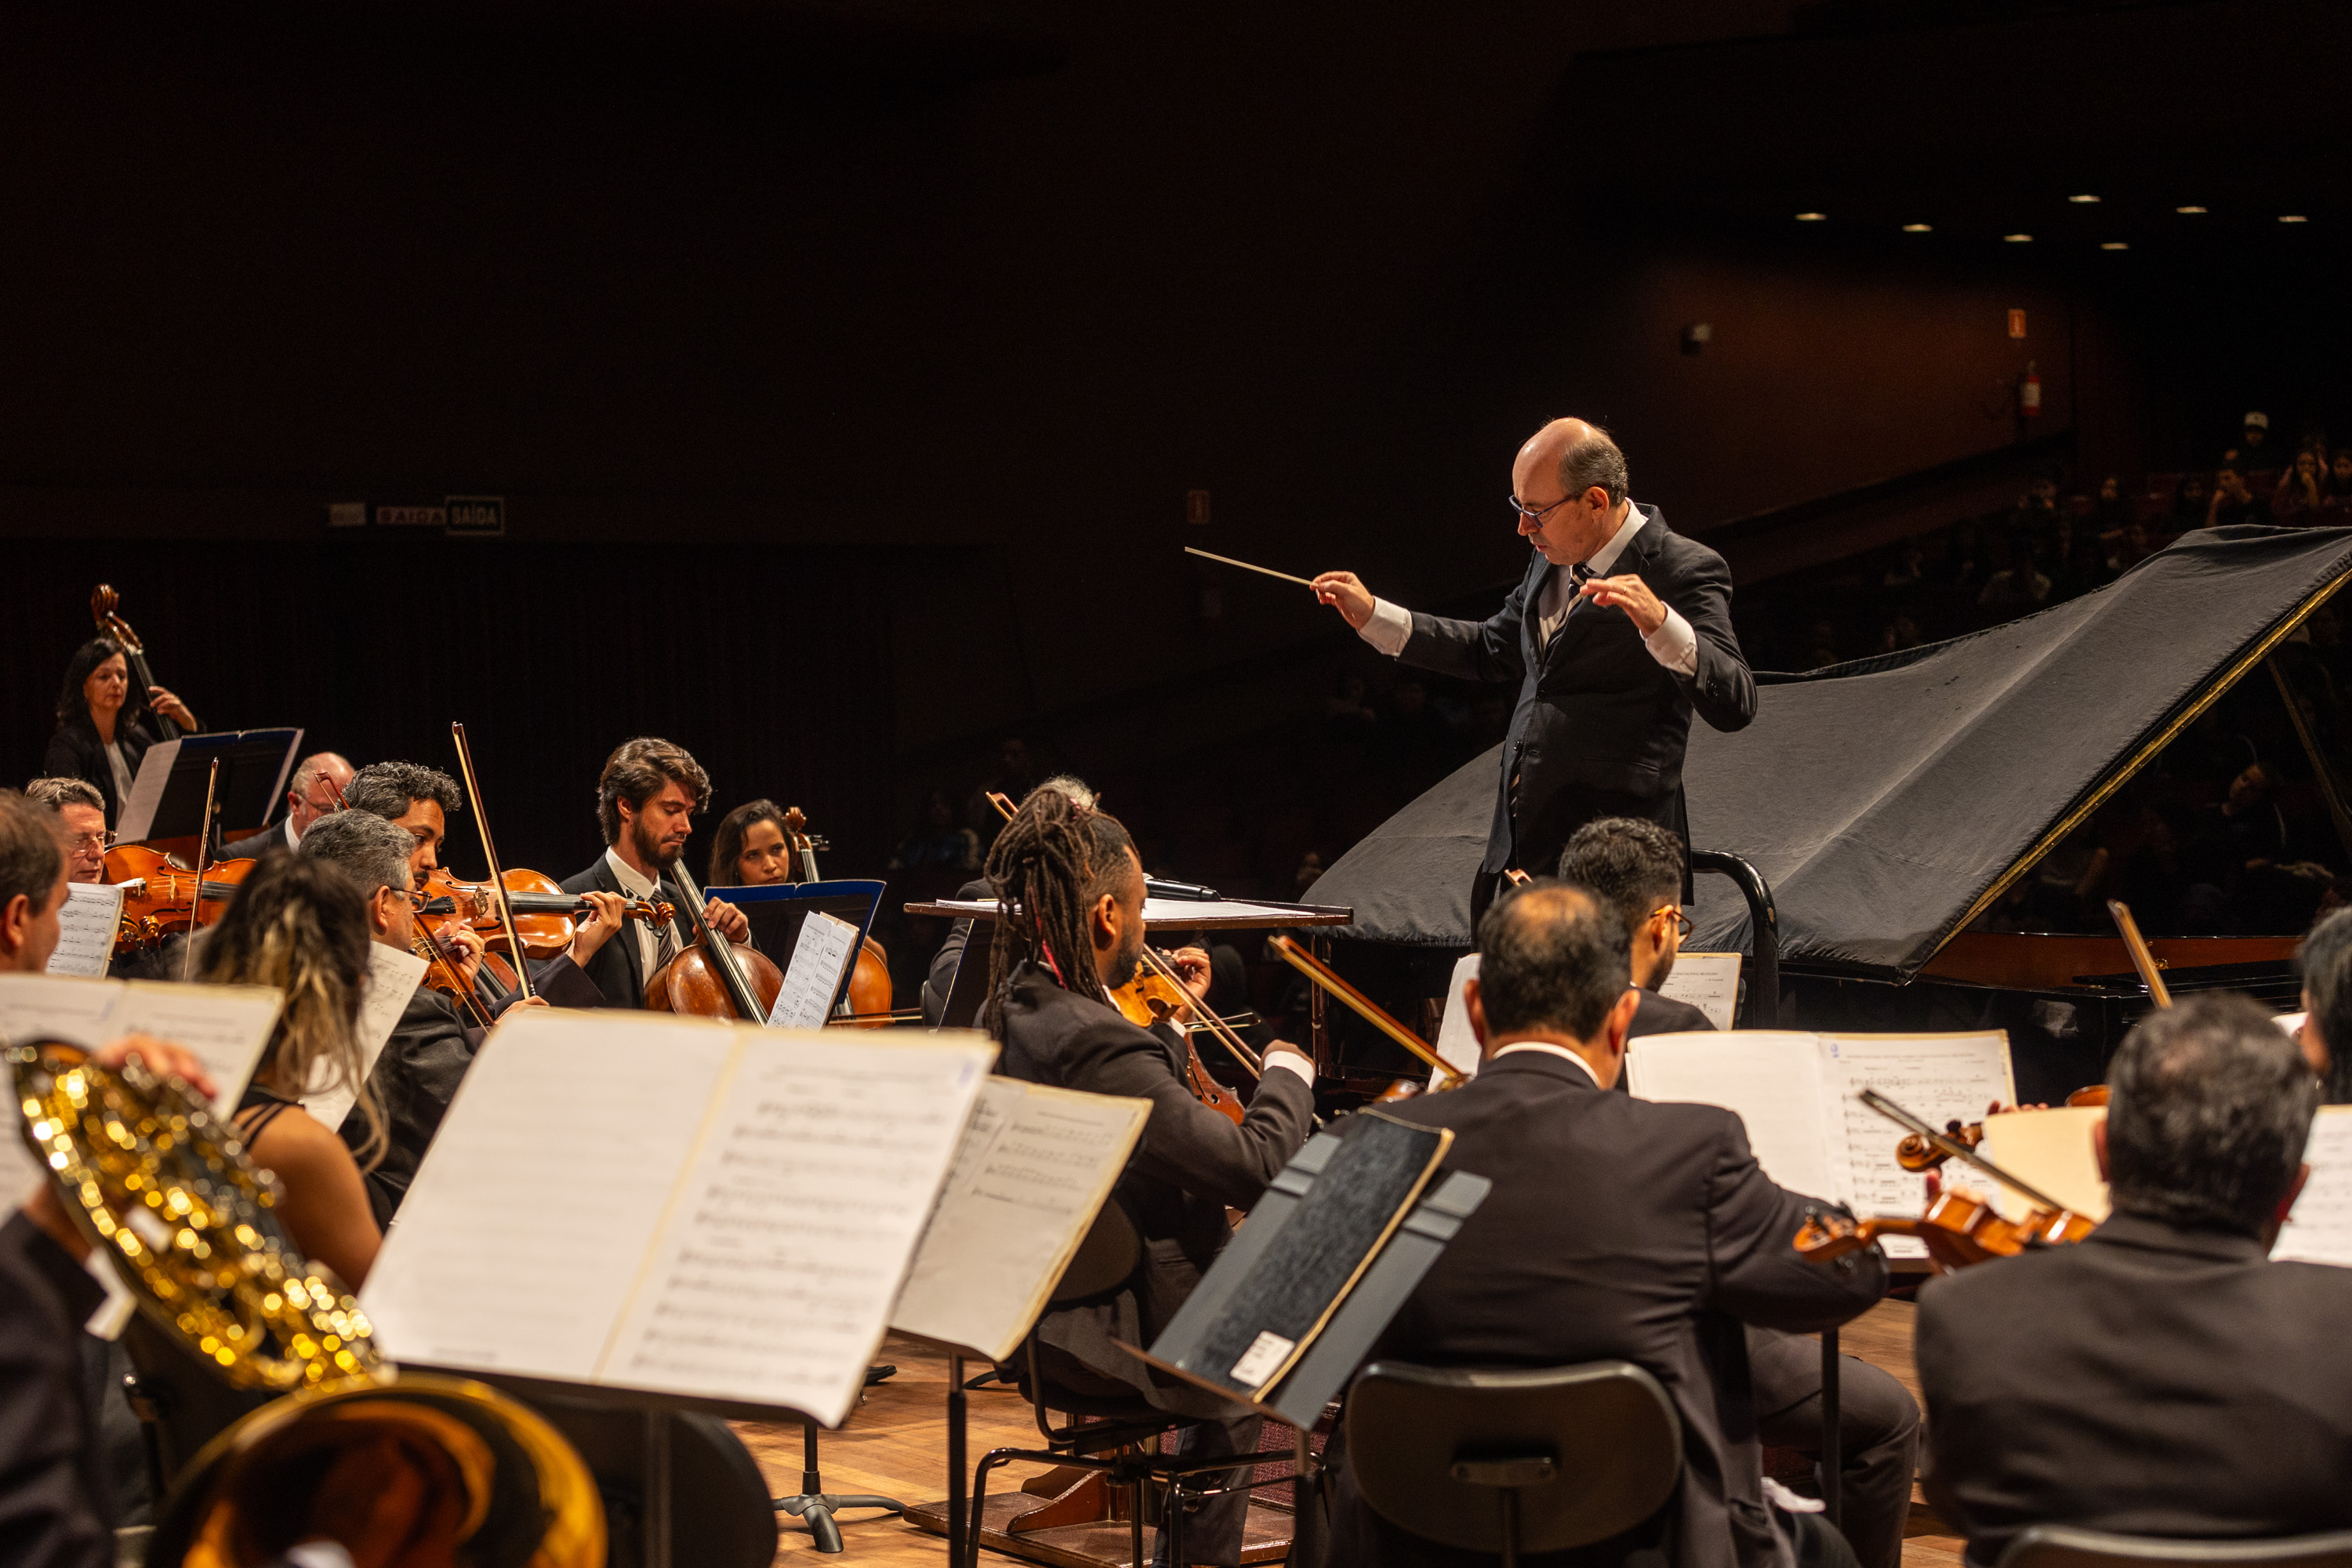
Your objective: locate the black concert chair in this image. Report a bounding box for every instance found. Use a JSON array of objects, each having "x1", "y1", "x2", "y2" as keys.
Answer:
[
  {"x1": 1344, "y1": 1359, "x2": 1683, "y2": 1568},
  {"x1": 964, "y1": 1196, "x2": 1262, "y2": 1568},
  {"x1": 1994, "y1": 1527, "x2": 2352, "y2": 1568}
]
